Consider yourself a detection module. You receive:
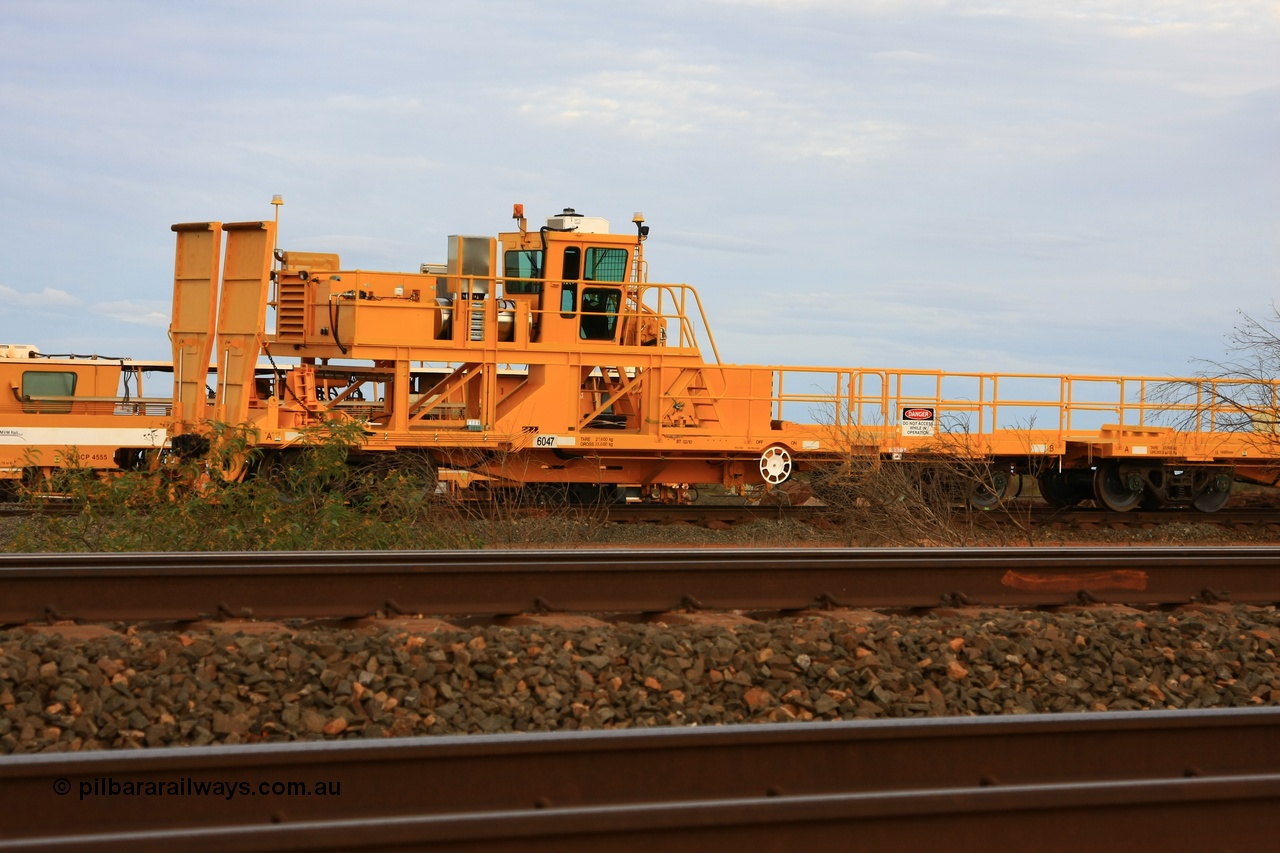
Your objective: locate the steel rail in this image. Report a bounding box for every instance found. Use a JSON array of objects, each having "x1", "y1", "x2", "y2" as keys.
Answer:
[
  {"x1": 3, "y1": 708, "x2": 1280, "y2": 848},
  {"x1": 13, "y1": 774, "x2": 1280, "y2": 852},
  {"x1": 1, "y1": 546, "x2": 1279, "y2": 622}
]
